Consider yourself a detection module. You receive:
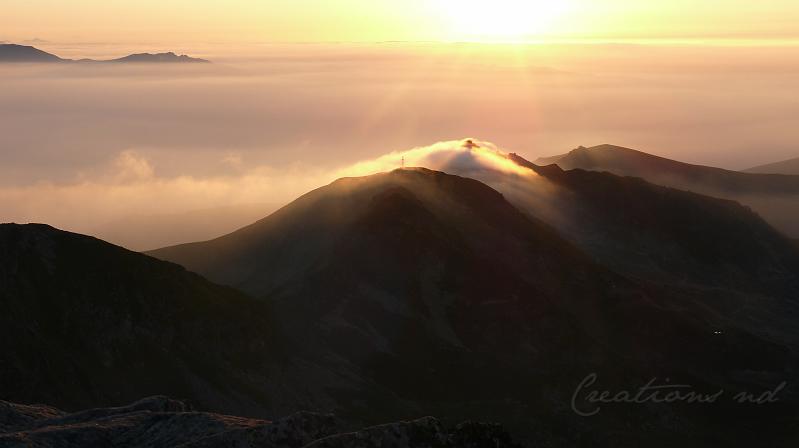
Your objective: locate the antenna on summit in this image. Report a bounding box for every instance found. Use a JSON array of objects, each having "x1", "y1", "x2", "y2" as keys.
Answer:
[{"x1": 463, "y1": 139, "x2": 479, "y2": 150}]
